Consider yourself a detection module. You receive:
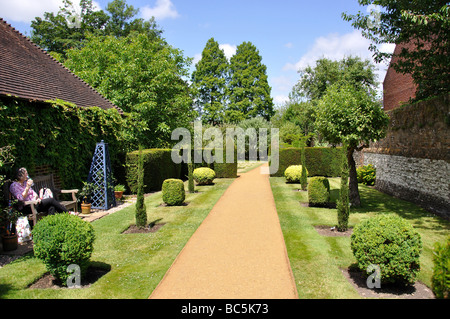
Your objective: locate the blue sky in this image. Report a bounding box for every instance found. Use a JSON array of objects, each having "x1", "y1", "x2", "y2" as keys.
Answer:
[{"x1": 0, "y1": 0, "x2": 394, "y2": 106}]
